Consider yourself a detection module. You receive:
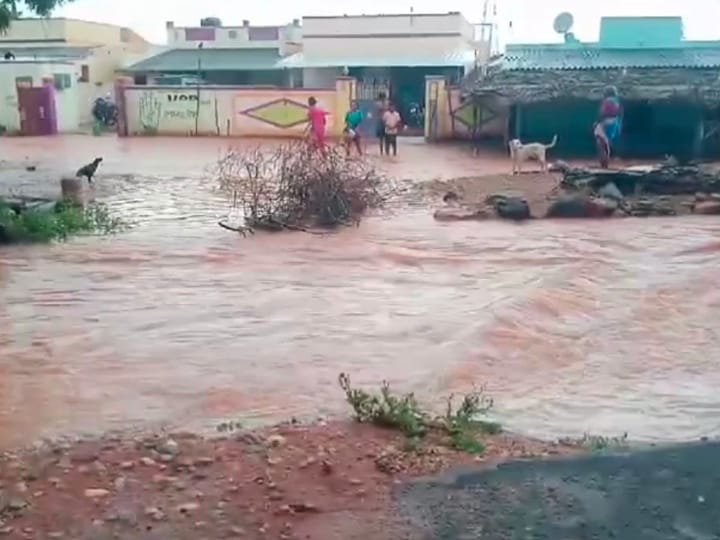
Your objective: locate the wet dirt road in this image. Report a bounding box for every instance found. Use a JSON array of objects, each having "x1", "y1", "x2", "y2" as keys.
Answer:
[{"x1": 1, "y1": 136, "x2": 719, "y2": 449}]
